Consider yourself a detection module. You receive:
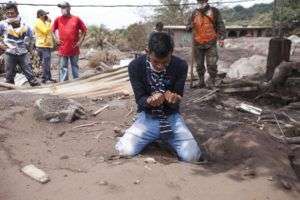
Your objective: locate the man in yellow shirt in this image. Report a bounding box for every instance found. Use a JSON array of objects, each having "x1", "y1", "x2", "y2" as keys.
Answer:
[{"x1": 34, "y1": 9, "x2": 55, "y2": 83}]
